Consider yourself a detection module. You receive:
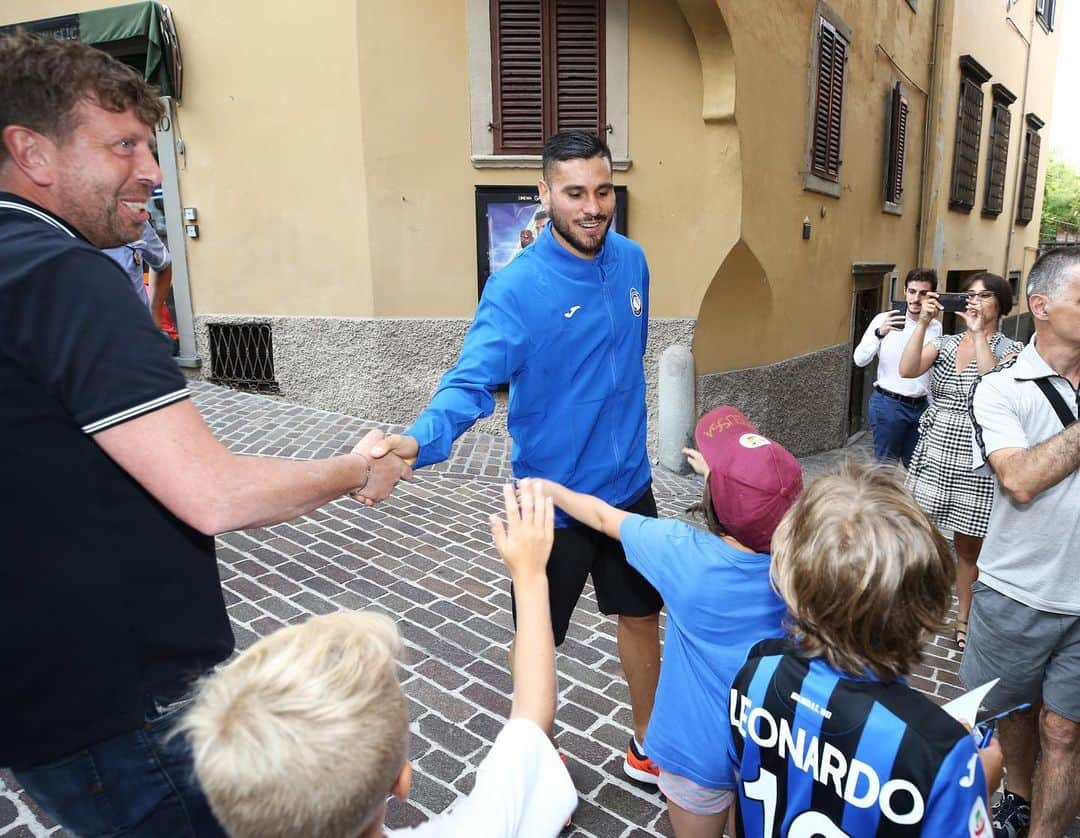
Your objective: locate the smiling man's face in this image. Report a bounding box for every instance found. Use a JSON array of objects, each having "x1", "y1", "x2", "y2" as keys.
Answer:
[
  {"x1": 538, "y1": 154, "x2": 615, "y2": 260},
  {"x1": 50, "y1": 100, "x2": 161, "y2": 247}
]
